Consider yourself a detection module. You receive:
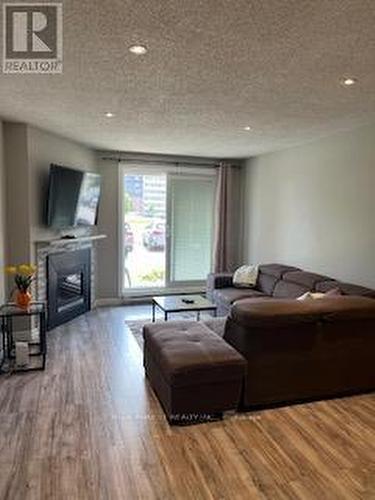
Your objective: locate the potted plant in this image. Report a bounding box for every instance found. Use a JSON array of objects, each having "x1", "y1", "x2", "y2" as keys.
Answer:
[{"x1": 5, "y1": 264, "x2": 36, "y2": 309}]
